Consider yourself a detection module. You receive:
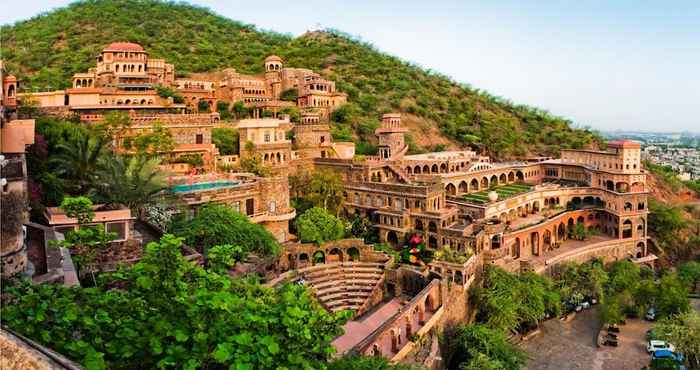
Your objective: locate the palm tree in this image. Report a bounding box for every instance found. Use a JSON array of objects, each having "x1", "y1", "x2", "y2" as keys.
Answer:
[
  {"x1": 49, "y1": 131, "x2": 108, "y2": 194},
  {"x1": 92, "y1": 154, "x2": 168, "y2": 213}
]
